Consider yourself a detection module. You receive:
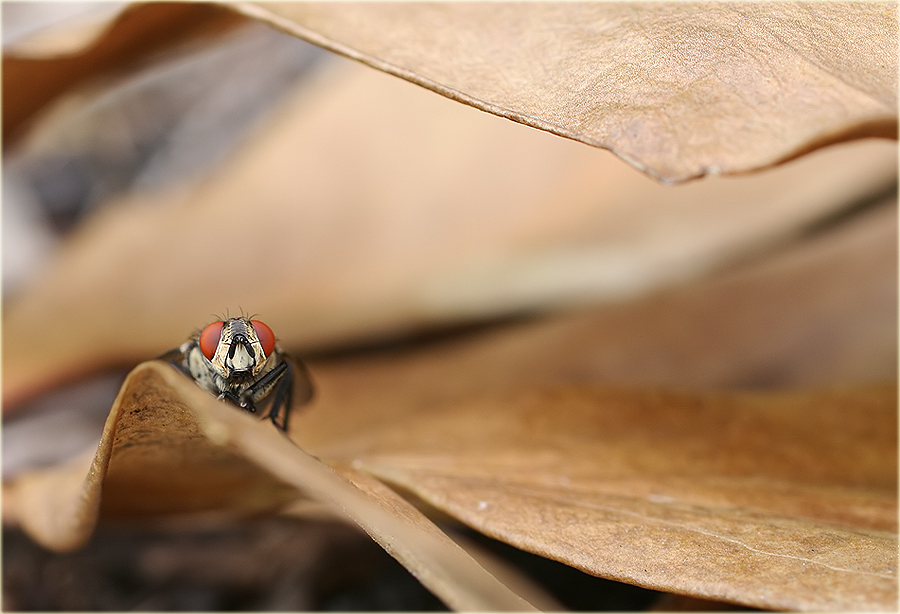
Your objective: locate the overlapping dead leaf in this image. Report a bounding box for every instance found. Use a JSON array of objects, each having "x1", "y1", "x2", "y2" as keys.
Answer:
[
  {"x1": 6, "y1": 362, "x2": 895, "y2": 611},
  {"x1": 6, "y1": 2, "x2": 896, "y2": 180},
  {"x1": 5, "y1": 360, "x2": 540, "y2": 612},
  {"x1": 231, "y1": 2, "x2": 898, "y2": 181}
]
